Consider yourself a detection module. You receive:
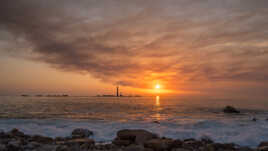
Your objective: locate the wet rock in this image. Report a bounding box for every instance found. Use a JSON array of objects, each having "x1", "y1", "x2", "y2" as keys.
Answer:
[
  {"x1": 171, "y1": 139, "x2": 183, "y2": 148},
  {"x1": 30, "y1": 135, "x2": 54, "y2": 144},
  {"x1": 182, "y1": 140, "x2": 203, "y2": 149},
  {"x1": 144, "y1": 138, "x2": 174, "y2": 151},
  {"x1": 209, "y1": 143, "x2": 236, "y2": 150},
  {"x1": 172, "y1": 148, "x2": 191, "y2": 151},
  {"x1": 258, "y1": 146, "x2": 268, "y2": 151},
  {"x1": 56, "y1": 145, "x2": 71, "y2": 151},
  {"x1": 204, "y1": 144, "x2": 216, "y2": 151},
  {"x1": 64, "y1": 138, "x2": 95, "y2": 147},
  {"x1": 201, "y1": 136, "x2": 214, "y2": 144},
  {"x1": 0, "y1": 144, "x2": 7, "y2": 151},
  {"x1": 252, "y1": 118, "x2": 257, "y2": 122},
  {"x1": 117, "y1": 129, "x2": 158, "y2": 144},
  {"x1": 113, "y1": 139, "x2": 132, "y2": 146},
  {"x1": 238, "y1": 146, "x2": 254, "y2": 151},
  {"x1": 24, "y1": 141, "x2": 41, "y2": 150},
  {"x1": 223, "y1": 106, "x2": 240, "y2": 113},
  {"x1": 71, "y1": 128, "x2": 93, "y2": 138},
  {"x1": 259, "y1": 142, "x2": 268, "y2": 147},
  {"x1": 153, "y1": 121, "x2": 160, "y2": 124},
  {"x1": 124, "y1": 144, "x2": 144, "y2": 151},
  {"x1": 9, "y1": 128, "x2": 25, "y2": 138},
  {"x1": 7, "y1": 140, "x2": 23, "y2": 151},
  {"x1": 183, "y1": 138, "x2": 196, "y2": 142},
  {"x1": 35, "y1": 144, "x2": 58, "y2": 151}
]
